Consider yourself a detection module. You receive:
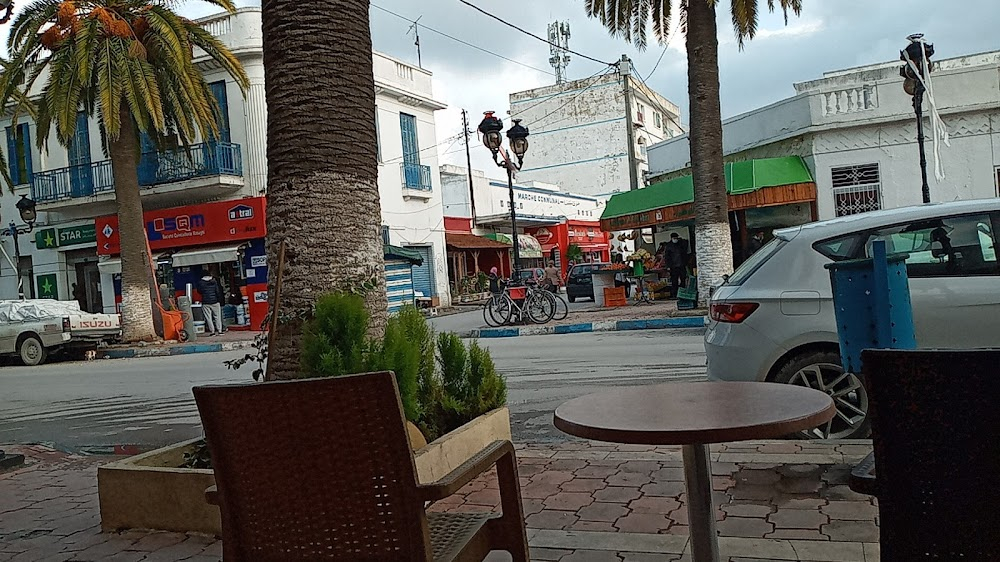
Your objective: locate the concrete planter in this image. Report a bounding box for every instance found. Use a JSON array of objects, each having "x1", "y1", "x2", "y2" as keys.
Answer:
[
  {"x1": 413, "y1": 406, "x2": 512, "y2": 484},
  {"x1": 97, "y1": 407, "x2": 511, "y2": 534},
  {"x1": 98, "y1": 438, "x2": 221, "y2": 535}
]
